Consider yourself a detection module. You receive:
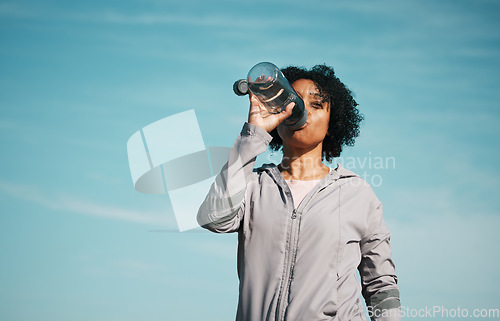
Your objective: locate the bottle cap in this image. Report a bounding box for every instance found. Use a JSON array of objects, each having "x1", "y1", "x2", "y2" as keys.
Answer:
[{"x1": 233, "y1": 79, "x2": 249, "y2": 96}]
